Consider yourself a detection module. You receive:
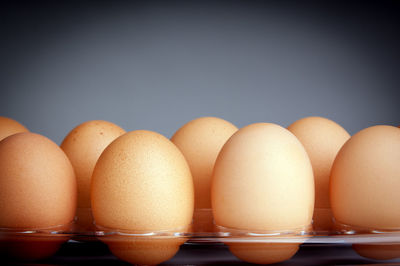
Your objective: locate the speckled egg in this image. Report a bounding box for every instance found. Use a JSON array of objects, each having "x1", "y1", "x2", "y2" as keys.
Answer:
[
  {"x1": 91, "y1": 130, "x2": 194, "y2": 265},
  {"x1": 61, "y1": 120, "x2": 125, "y2": 230},
  {"x1": 0, "y1": 132, "x2": 77, "y2": 229},
  {"x1": 91, "y1": 130, "x2": 194, "y2": 231},
  {"x1": 0, "y1": 132, "x2": 76, "y2": 261}
]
